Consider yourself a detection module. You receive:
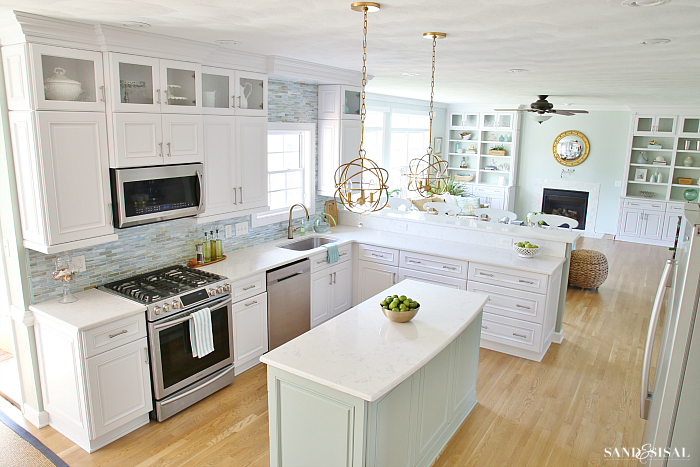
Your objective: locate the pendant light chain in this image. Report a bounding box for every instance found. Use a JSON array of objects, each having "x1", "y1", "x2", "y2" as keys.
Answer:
[
  {"x1": 427, "y1": 33, "x2": 436, "y2": 154},
  {"x1": 359, "y1": 6, "x2": 368, "y2": 159}
]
